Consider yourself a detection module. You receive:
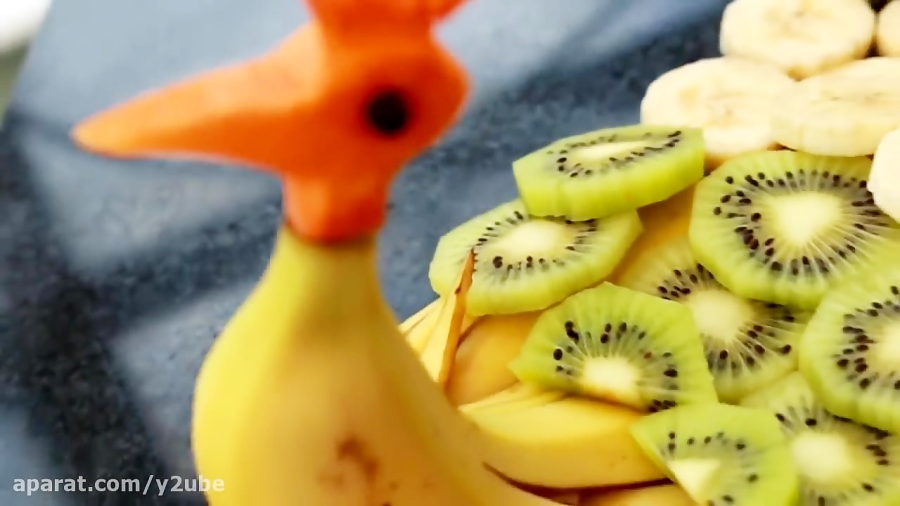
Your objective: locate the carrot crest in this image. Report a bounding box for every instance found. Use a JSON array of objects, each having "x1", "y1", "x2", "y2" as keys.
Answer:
[{"x1": 72, "y1": 0, "x2": 471, "y2": 241}]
